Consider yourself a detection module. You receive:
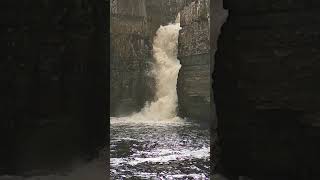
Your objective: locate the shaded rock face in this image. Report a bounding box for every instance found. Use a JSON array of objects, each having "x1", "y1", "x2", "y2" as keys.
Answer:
[
  {"x1": 110, "y1": 0, "x2": 188, "y2": 116},
  {"x1": 210, "y1": 0, "x2": 228, "y2": 174},
  {"x1": 110, "y1": 0, "x2": 152, "y2": 116},
  {"x1": 1, "y1": 0, "x2": 107, "y2": 174},
  {"x1": 214, "y1": 0, "x2": 320, "y2": 178},
  {"x1": 177, "y1": 0, "x2": 210, "y2": 122},
  {"x1": 146, "y1": 0, "x2": 190, "y2": 36}
]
